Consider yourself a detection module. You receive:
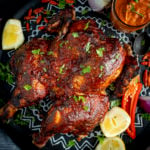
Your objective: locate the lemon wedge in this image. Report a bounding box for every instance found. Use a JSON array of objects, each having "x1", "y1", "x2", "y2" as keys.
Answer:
[
  {"x1": 95, "y1": 137, "x2": 126, "y2": 150},
  {"x1": 2, "y1": 19, "x2": 24, "y2": 50},
  {"x1": 100, "y1": 107, "x2": 131, "y2": 137}
]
